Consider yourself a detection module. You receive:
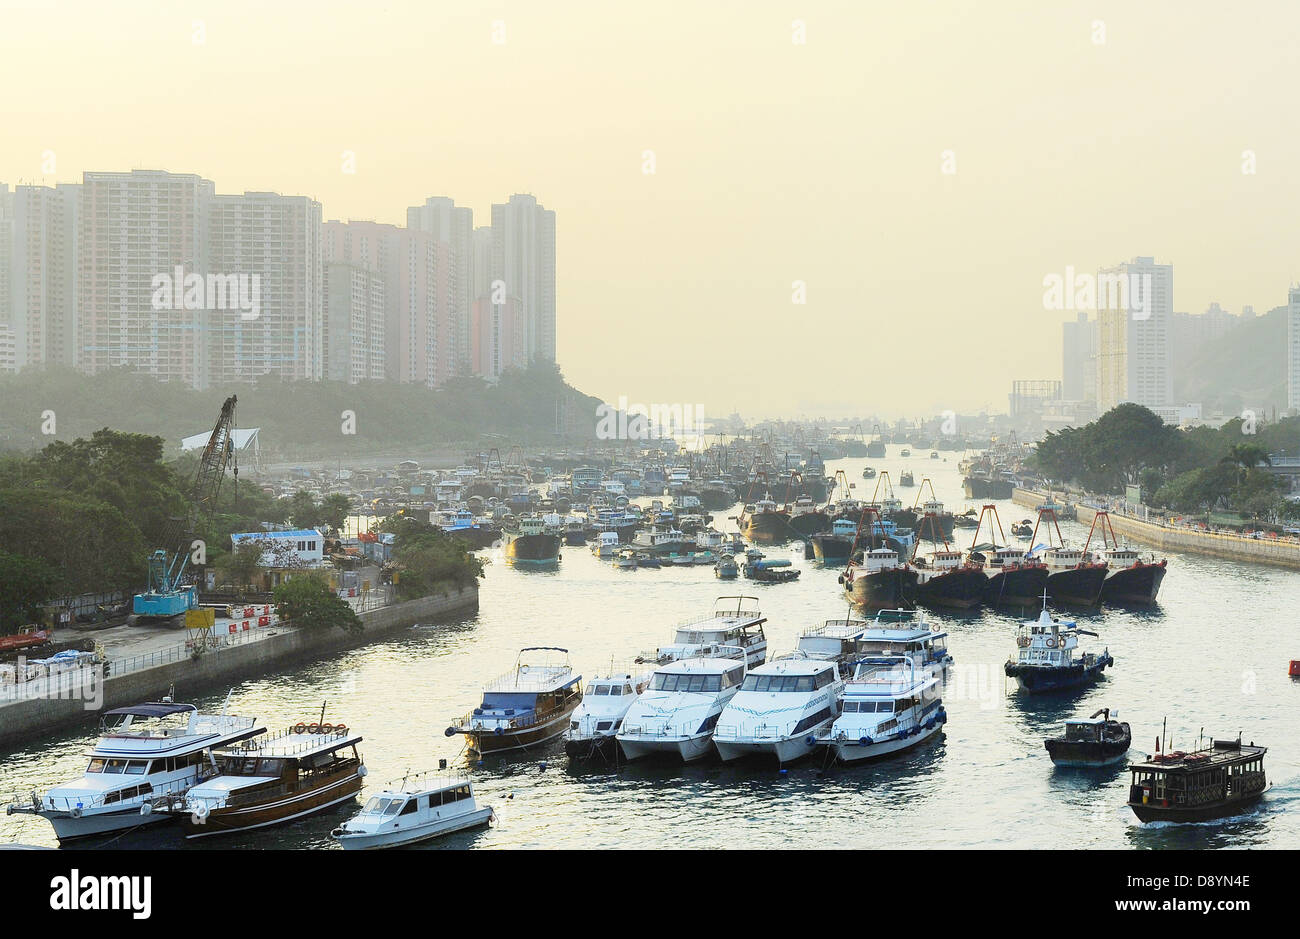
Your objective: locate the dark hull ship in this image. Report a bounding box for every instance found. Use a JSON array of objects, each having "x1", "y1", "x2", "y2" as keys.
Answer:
[
  {"x1": 742, "y1": 509, "x2": 793, "y2": 545},
  {"x1": 1045, "y1": 709, "x2": 1131, "y2": 767},
  {"x1": 1046, "y1": 564, "x2": 1107, "y2": 606},
  {"x1": 963, "y1": 475, "x2": 1014, "y2": 500},
  {"x1": 698, "y1": 485, "x2": 736, "y2": 511},
  {"x1": 1101, "y1": 559, "x2": 1167, "y2": 605},
  {"x1": 813, "y1": 531, "x2": 903, "y2": 565},
  {"x1": 786, "y1": 510, "x2": 832, "y2": 538},
  {"x1": 984, "y1": 565, "x2": 1050, "y2": 607},
  {"x1": 843, "y1": 564, "x2": 918, "y2": 609},
  {"x1": 1128, "y1": 738, "x2": 1268, "y2": 823},
  {"x1": 914, "y1": 566, "x2": 987, "y2": 610},
  {"x1": 502, "y1": 518, "x2": 562, "y2": 563}
]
